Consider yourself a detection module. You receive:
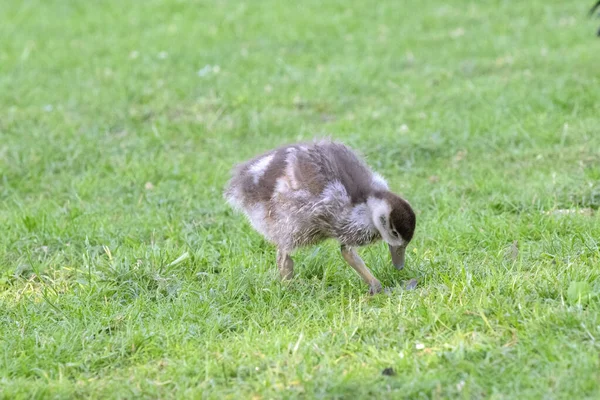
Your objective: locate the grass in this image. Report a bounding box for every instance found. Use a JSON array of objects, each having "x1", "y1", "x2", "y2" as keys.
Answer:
[{"x1": 1, "y1": 0, "x2": 600, "y2": 398}]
